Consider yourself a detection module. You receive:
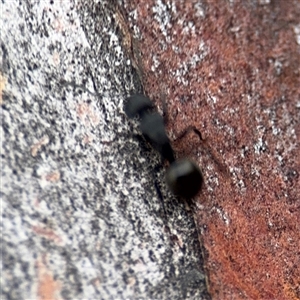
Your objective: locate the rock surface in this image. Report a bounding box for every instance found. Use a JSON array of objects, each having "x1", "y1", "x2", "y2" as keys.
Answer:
[
  {"x1": 120, "y1": 1, "x2": 300, "y2": 299},
  {"x1": 1, "y1": 1, "x2": 209, "y2": 299}
]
